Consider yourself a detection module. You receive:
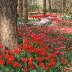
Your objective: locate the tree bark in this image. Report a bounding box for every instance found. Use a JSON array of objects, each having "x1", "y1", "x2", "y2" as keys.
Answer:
[
  {"x1": 63, "y1": 0, "x2": 66, "y2": 13},
  {"x1": 18, "y1": 0, "x2": 23, "y2": 18},
  {"x1": 24, "y1": 0, "x2": 28, "y2": 24},
  {"x1": 43, "y1": 0, "x2": 46, "y2": 15},
  {"x1": 0, "y1": 0, "x2": 18, "y2": 50},
  {"x1": 49, "y1": 0, "x2": 51, "y2": 13}
]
